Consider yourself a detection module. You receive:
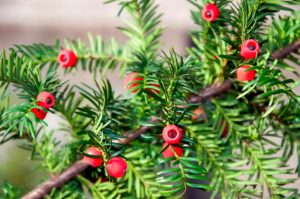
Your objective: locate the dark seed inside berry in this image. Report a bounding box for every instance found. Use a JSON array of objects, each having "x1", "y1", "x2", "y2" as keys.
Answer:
[
  {"x1": 248, "y1": 45, "x2": 255, "y2": 51},
  {"x1": 168, "y1": 130, "x2": 177, "y2": 139},
  {"x1": 206, "y1": 11, "x2": 212, "y2": 17},
  {"x1": 46, "y1": 97, "x2": 52, "y2": 105},
  {"x1": 60, "y1": 54, "x2": 67, "y2": 62}
]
